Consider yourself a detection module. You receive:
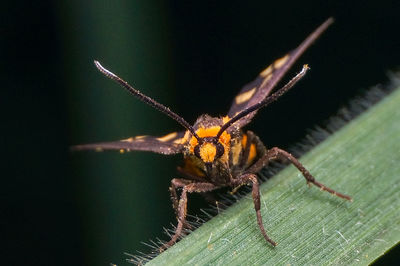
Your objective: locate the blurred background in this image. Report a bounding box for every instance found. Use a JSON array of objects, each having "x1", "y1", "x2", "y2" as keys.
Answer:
[{"x1": 2, "y1": 1, "x2": 399, "y2": 265}]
